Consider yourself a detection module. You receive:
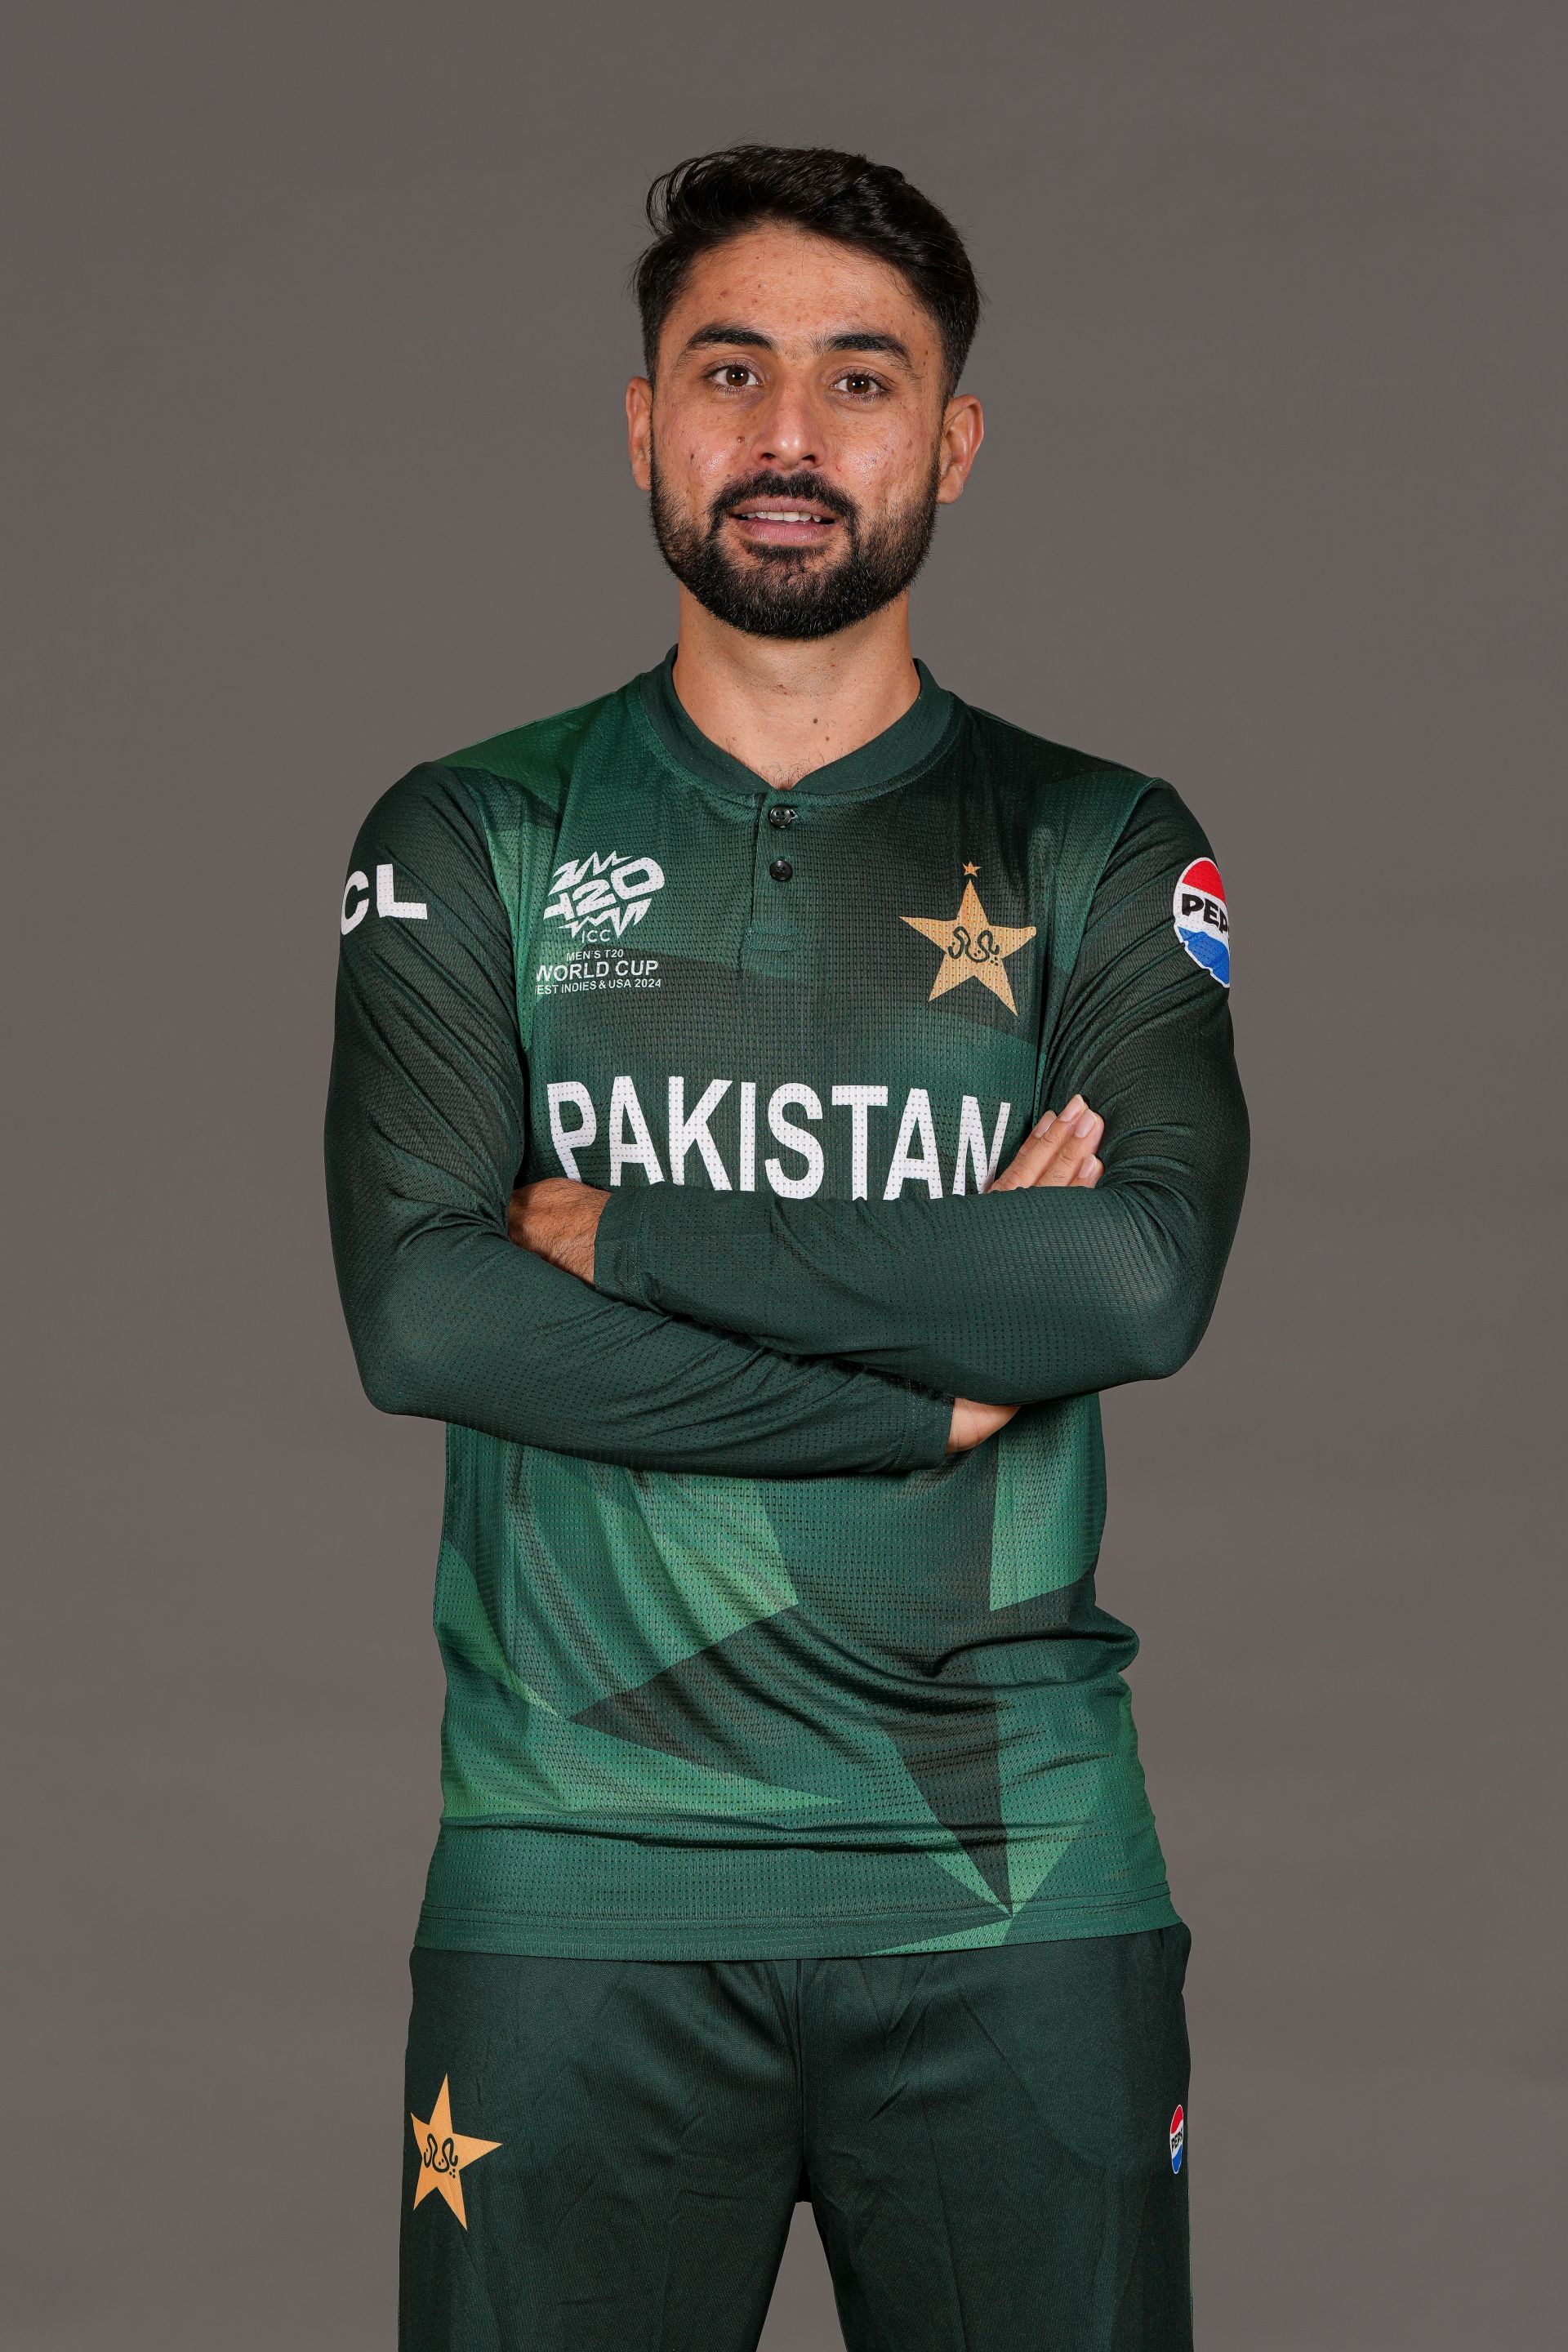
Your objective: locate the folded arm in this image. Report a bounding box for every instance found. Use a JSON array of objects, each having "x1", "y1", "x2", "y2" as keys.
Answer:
[
  {"x1": 590, "y1": 785, "x2": 1250, "y2": 1405},
  {"x1": 323, "y1": 764, "x2": 954, "y2": 1477}
]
